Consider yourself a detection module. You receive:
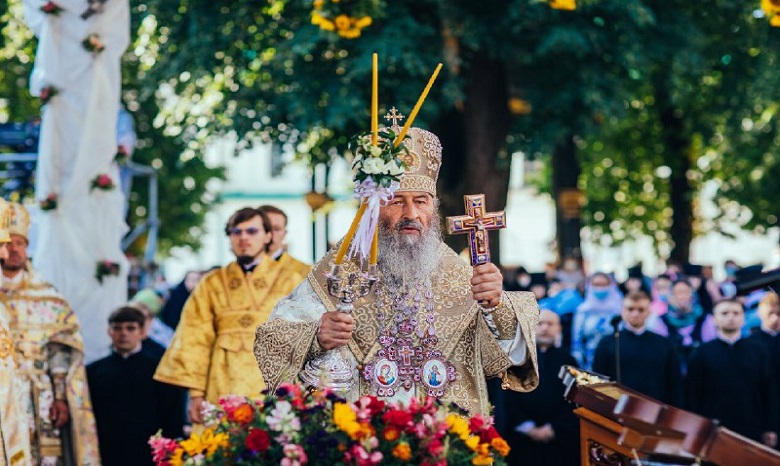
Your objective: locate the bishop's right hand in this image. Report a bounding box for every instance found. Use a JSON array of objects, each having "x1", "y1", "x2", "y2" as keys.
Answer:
[{"x1": 318, "y1": 311, "x2": 354, "y2": 350}]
